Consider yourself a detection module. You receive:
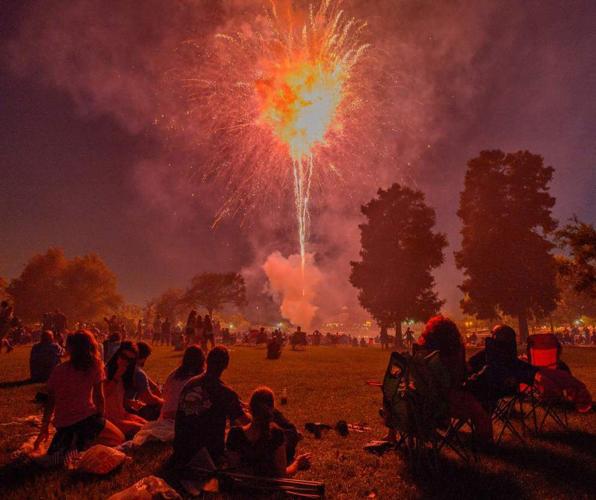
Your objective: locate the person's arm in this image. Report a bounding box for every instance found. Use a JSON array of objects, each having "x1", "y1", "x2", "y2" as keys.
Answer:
[
  {"x1": 34, "y1": 390, "x2": 55, "y2": 449},
  {"x1": 147, "y1": 377, "x2": 162, "y2": 396},
  {"x1": 93, "y1": 381, "x2": 105, "y2": 417},
  {"x1": 284, "y1": 450, "x2": 311, "y2": 477}
]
